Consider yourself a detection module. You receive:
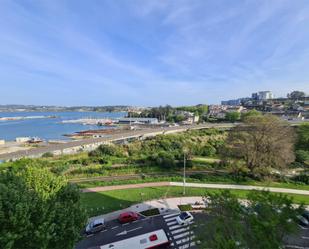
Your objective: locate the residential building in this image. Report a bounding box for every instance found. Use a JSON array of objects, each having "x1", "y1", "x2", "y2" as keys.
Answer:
[
  {"x1": 252, "y1": 91, "x2": 274, "y2": 100},
  {"x1": 117, "y1": 118, "x2": 159, "y2": 125}
]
